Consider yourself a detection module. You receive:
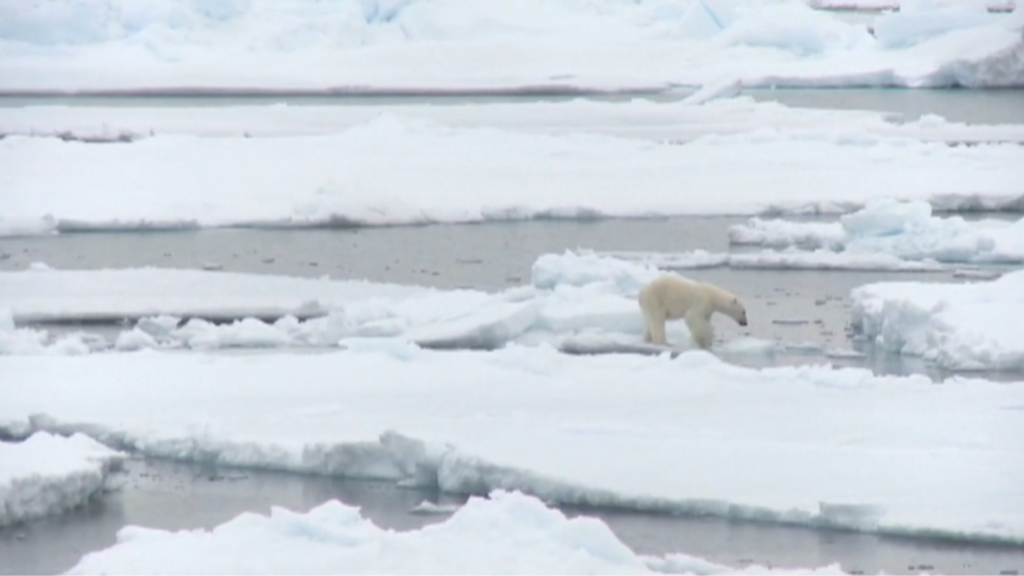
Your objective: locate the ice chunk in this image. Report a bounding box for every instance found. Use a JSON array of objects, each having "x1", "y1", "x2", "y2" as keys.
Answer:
[
  {"x1": 851, "y1": 269, "x2": 1024, "y2": 370},
  {"x1": 0, "y1": 432, "x2": 125, "y2": 526}
]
